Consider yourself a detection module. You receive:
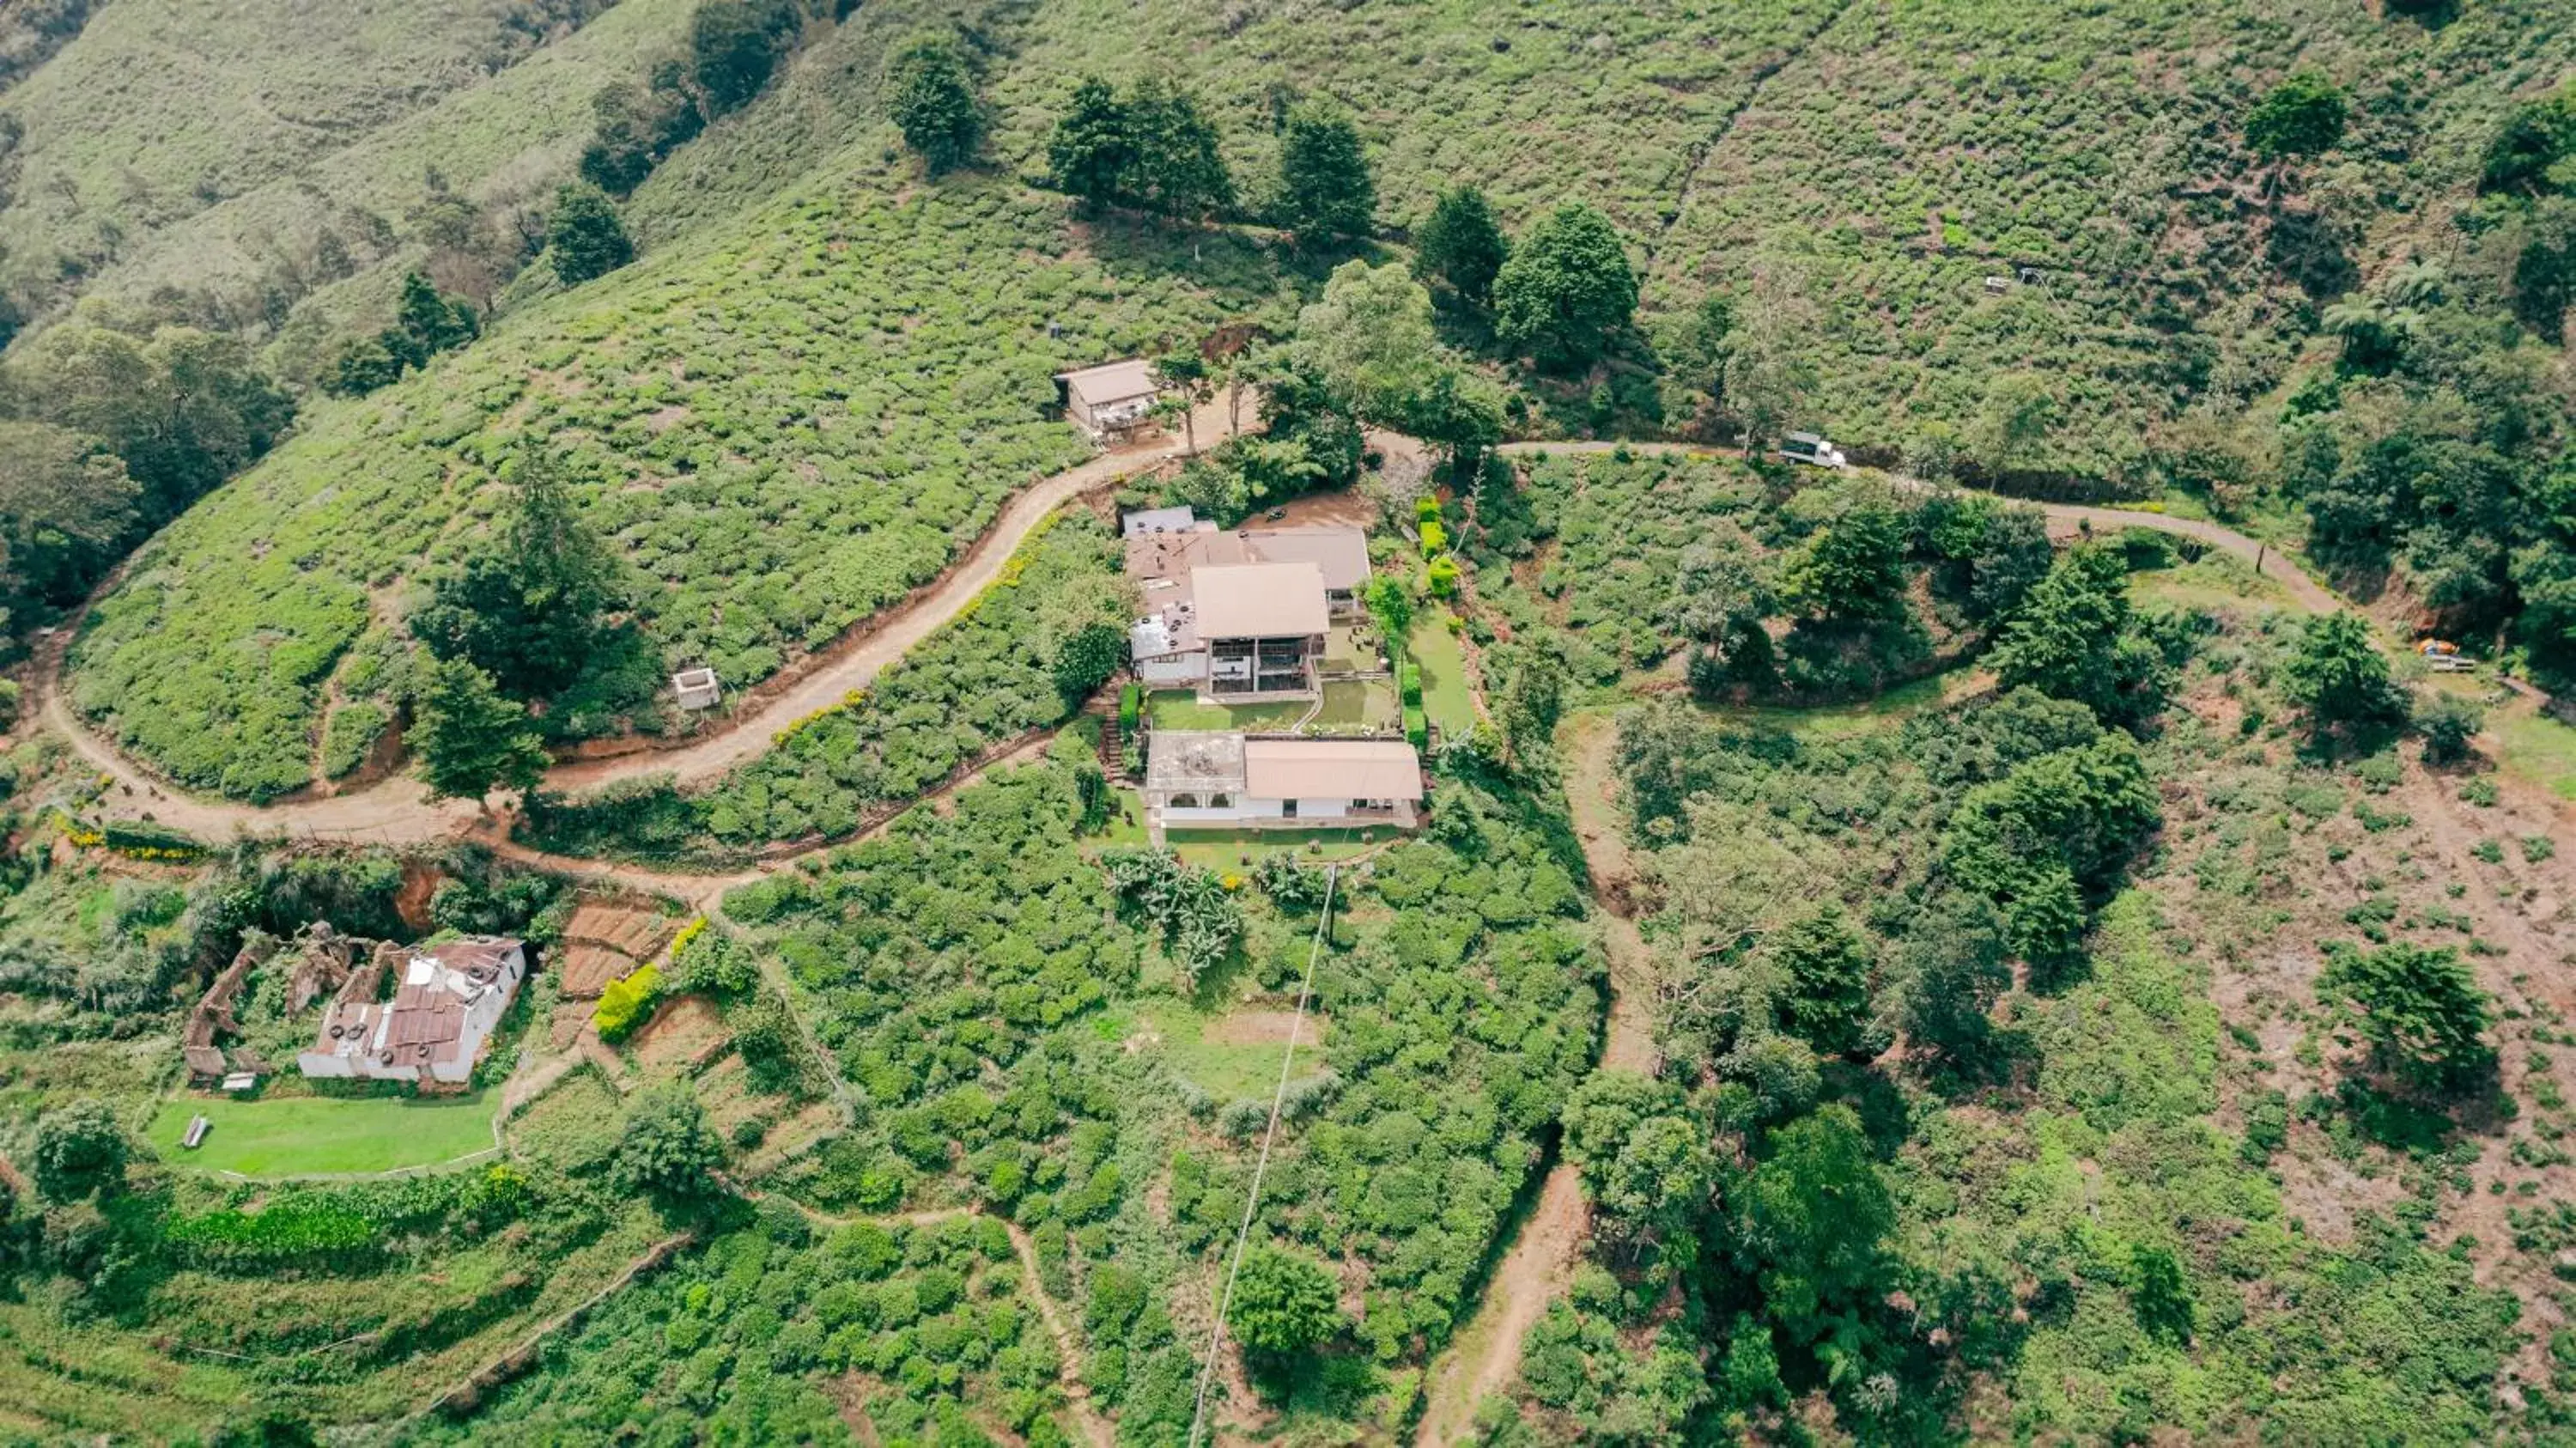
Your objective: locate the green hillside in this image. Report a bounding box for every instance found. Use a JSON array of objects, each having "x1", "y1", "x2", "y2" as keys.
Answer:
[
  {"x1": 53, "y1": 0, "x2": 2567, "y2": 800},
  {"x1": 0, "y1": 0, "x2": 680, "y2": 339},
  {"x1": 68, "y1": 163, "x2": 1273, "y2": 800}
]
